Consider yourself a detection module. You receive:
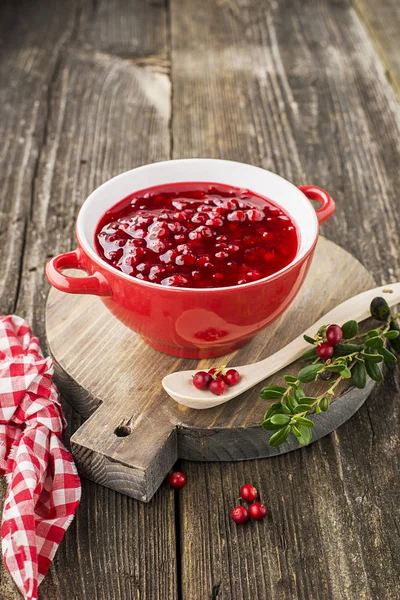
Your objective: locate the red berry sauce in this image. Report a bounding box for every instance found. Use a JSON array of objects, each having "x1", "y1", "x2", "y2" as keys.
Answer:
[{"x1": 95, "y1": 183, "x2": 298, "y2": 288}]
